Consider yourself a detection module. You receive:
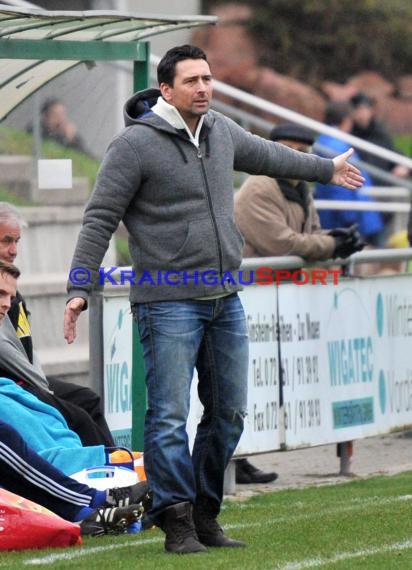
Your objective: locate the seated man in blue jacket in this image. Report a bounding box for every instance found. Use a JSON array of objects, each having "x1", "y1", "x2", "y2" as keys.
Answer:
[
  {"x1": 0, "y1": 419, "x2": 149, "y2": 536},
  {"x1": 0, "y1": 260, "x2": 149, "y2": 536}
]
